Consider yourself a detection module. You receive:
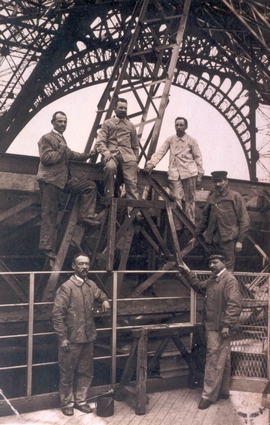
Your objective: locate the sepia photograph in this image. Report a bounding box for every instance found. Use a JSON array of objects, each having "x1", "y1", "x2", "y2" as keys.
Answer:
[{"x1": 0, "y1": 1, "x2": 269, "y2": 424}]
